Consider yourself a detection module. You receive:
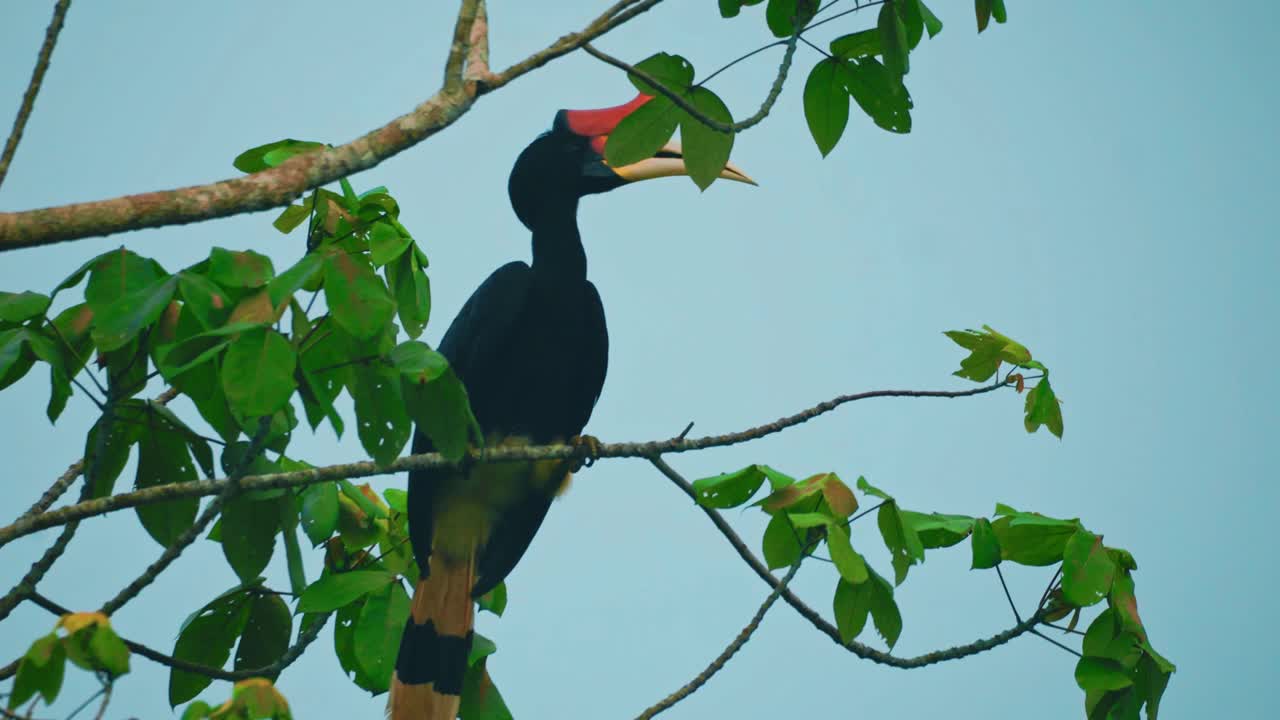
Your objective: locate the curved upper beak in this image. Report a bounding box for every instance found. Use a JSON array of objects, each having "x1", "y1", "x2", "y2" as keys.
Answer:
[{"x1": 610, "y1": 141, "x2": 757, "y2": 186}]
